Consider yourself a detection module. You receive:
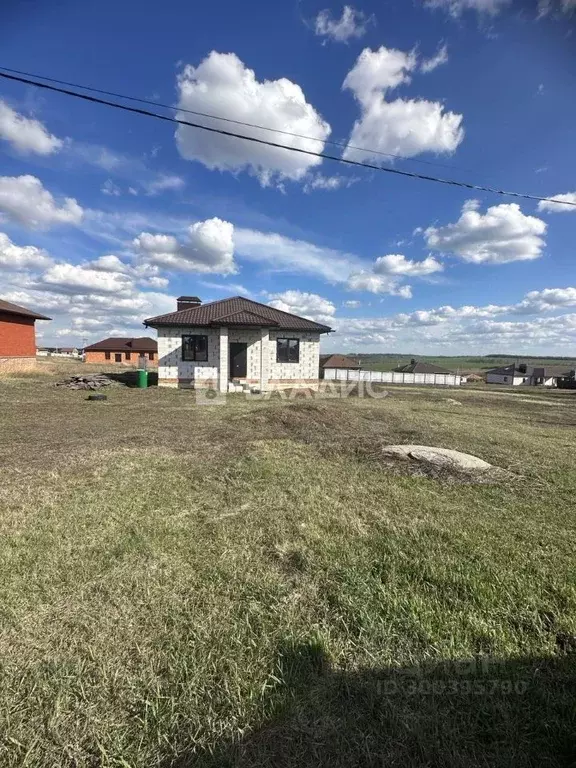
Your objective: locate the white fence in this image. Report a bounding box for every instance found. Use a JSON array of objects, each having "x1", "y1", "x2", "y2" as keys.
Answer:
[{"x1": 323, "y1": 368, "x2": 461, "y2": 387}]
